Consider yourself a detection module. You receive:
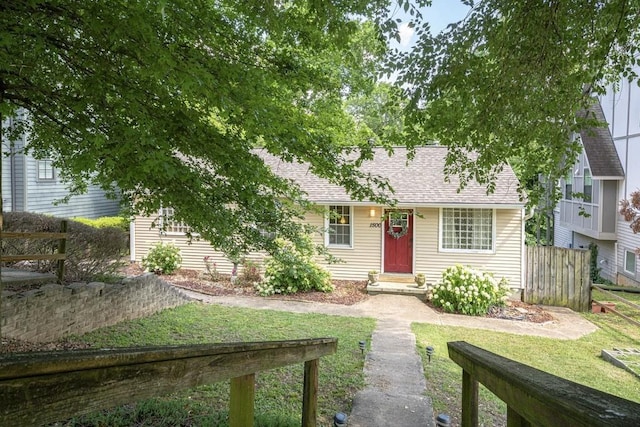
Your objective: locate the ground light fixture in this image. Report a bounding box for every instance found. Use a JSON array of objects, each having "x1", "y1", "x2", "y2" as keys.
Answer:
[
  {"x1": 426, "y1": 345, "x2": 434, "y2": 362},
  {"x1": 333, "y1": 412, "x2": 347, "y2": 427},
  {"x1": 436, "y1": 413, "x2": 451, "y2": 426},
  {"x1": 359, "y1": 340, "x2": 366, "y2": 355}
]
